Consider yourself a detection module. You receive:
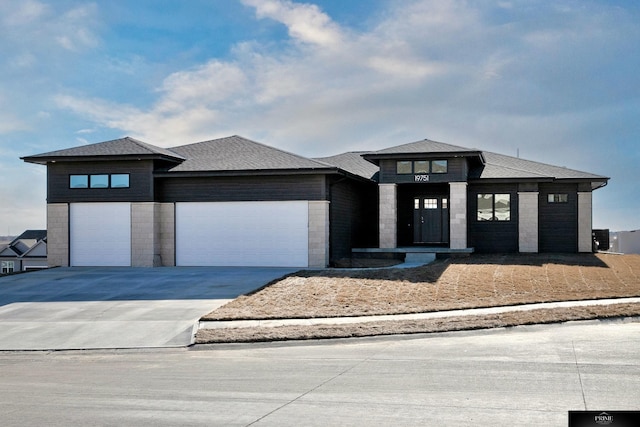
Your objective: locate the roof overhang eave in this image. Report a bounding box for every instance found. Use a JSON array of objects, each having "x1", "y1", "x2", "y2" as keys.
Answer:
[
  {"x1": 154, "y1": 167, "x2": 344, "y2": 178},
  {"x1": 21, "y1": 154, "x2": 185, "y2": 165},
  {"x1": 362, "y1": 150, "x2": 485, "y2": 166}
]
